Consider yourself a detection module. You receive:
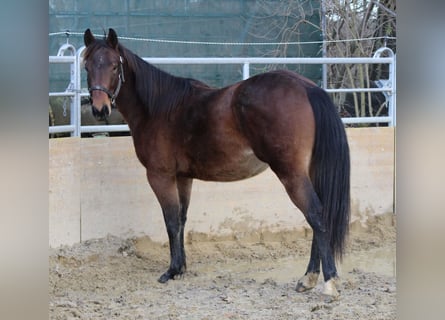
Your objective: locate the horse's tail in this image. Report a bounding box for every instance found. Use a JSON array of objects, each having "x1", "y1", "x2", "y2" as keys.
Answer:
[{"x1": 306, "y1": 86, "x2": 350, "y2": 260}]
